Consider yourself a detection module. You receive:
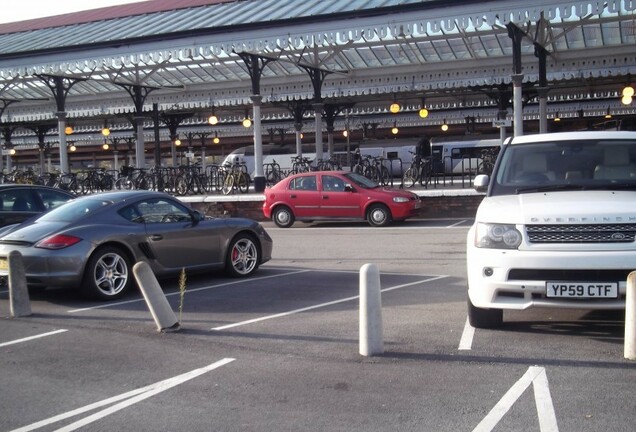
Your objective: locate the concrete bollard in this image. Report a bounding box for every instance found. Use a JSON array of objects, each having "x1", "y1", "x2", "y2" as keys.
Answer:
[
  {"x1": 133, "y1": 262, "x2": 180, "y2": 332},
  {"x1": 8, "y1": 250, "x2": 31, "y2": 317},
  {"x1": 359, "y1": 263, "x2": 383, "y2": 356},
  {"x1": 626, "y1": 271, "x2": 636, "y2": 360}
]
